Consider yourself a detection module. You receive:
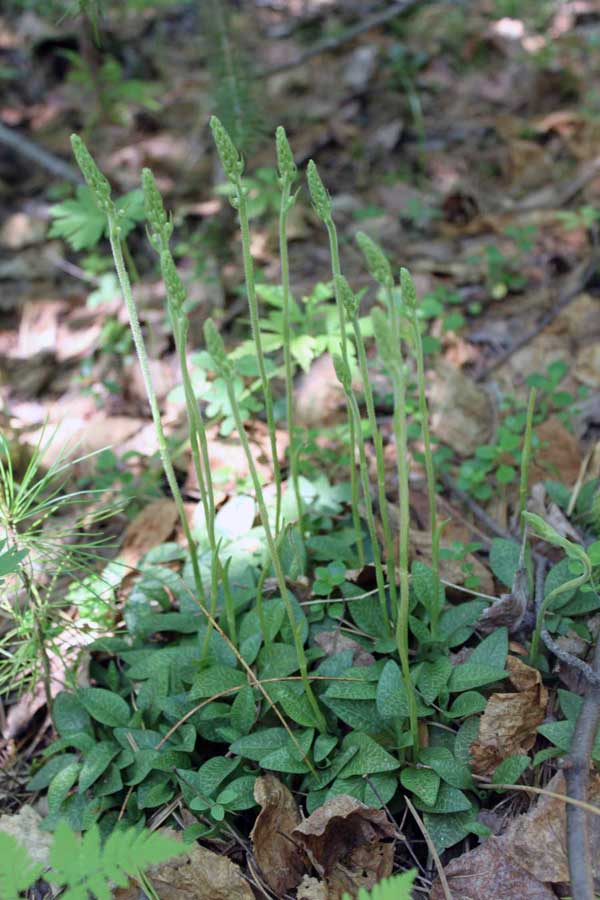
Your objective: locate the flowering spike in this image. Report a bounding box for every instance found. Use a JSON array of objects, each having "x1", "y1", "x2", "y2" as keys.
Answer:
[
  {"x1": 276, "y1": 126, "x2": 297, "y2": 183},
  {"x1": 332, "y1": 353, "x2": 351, "y2": 393},
  {"x1": 356, "y1": 231, "x2": 392, "y2": 287},
  {"x1": 372, "y1": 307, "x2": 398, "y2": 369},
  {"x1": 204, "y1": 318, "x2": 233, "y2": 378},
  {"x1": 160, "y1": 251, "x2": 186, "y2": 312},
  {"x1": 335, "y1": 274, "x2": 359, "y2": 319},
  {"x1": 306, "y1": 160, "x2": 331, "y2": 222},
  {"x1": 400, "y1": 267, "x2": 417, "y2": 309},
  {"x1": 70, "y1": 134, "x2": 112, "y2": 212},
  {"x1": 142, "y1": 168, "x2": 171, "y2": 243},
  {"x1": 210, "y1": 116, "x2": 243, "y2": 181}
]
